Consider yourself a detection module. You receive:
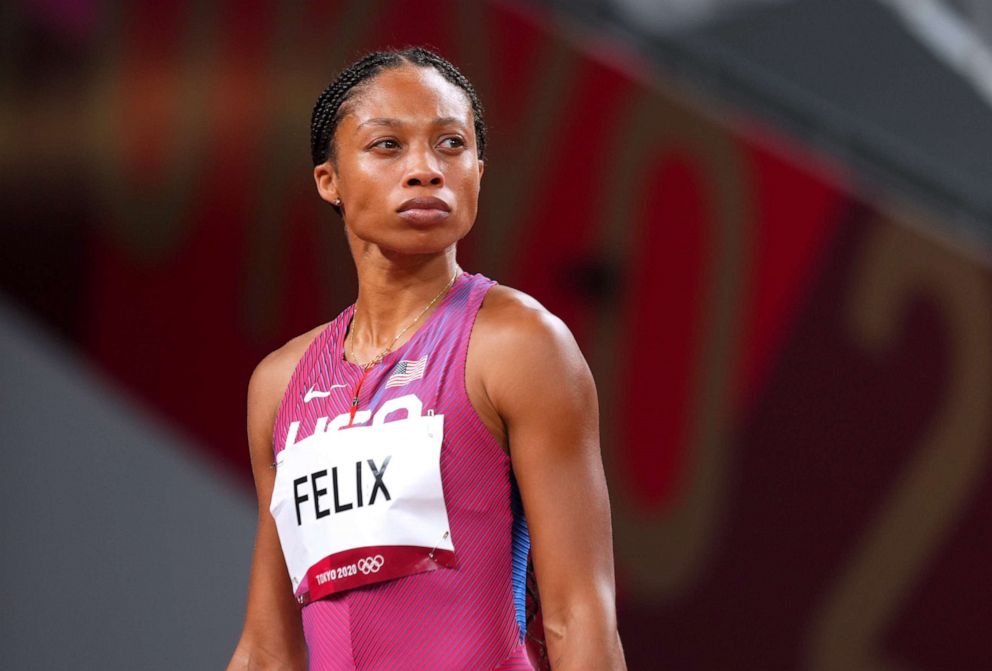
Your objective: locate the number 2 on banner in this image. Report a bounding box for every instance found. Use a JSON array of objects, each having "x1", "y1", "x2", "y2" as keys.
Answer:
[{"x1": 808, "y1": 220, "x2": 992, "y2": 670}]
